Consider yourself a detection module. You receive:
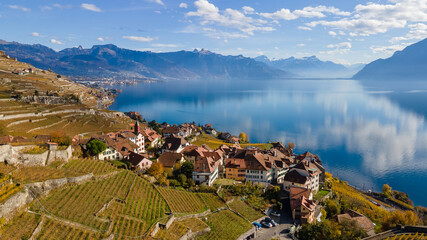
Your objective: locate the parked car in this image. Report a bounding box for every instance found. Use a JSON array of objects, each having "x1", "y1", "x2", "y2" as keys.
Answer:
[
  {"x1": 260, "y1": 220, "x2": 273, "y2": 228},
  {"x1": 253, "y1": 222, "x2": 262, "y2": 229},
  {"x1": 265, "y1": 217, "x2": 277, "y2": 227},
  {"x1": 270, "y1": 211, "x2": 281, "y2": 217},
  {"x1": 369, "y1": 199, "x2": 381, "y2": 206}
]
